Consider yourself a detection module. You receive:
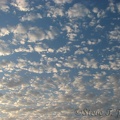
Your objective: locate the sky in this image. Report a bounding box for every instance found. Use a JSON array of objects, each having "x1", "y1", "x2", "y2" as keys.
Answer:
[{"x1": 0, "y1": 0, "x2": 120, "y2": 120}]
